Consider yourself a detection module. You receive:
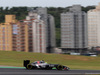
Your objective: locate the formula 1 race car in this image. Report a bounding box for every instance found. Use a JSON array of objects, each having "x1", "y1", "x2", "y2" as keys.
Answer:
[{"x1": 23, "y1": 60, "x2": 70, "y2": 70}]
